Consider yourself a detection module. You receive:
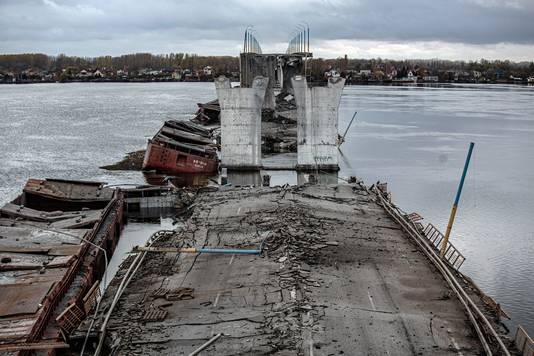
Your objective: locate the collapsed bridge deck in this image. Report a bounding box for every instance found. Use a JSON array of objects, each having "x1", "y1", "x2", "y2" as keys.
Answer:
[{"x1": 77, "y1": 183, "x2": 499, "y2": 355}]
